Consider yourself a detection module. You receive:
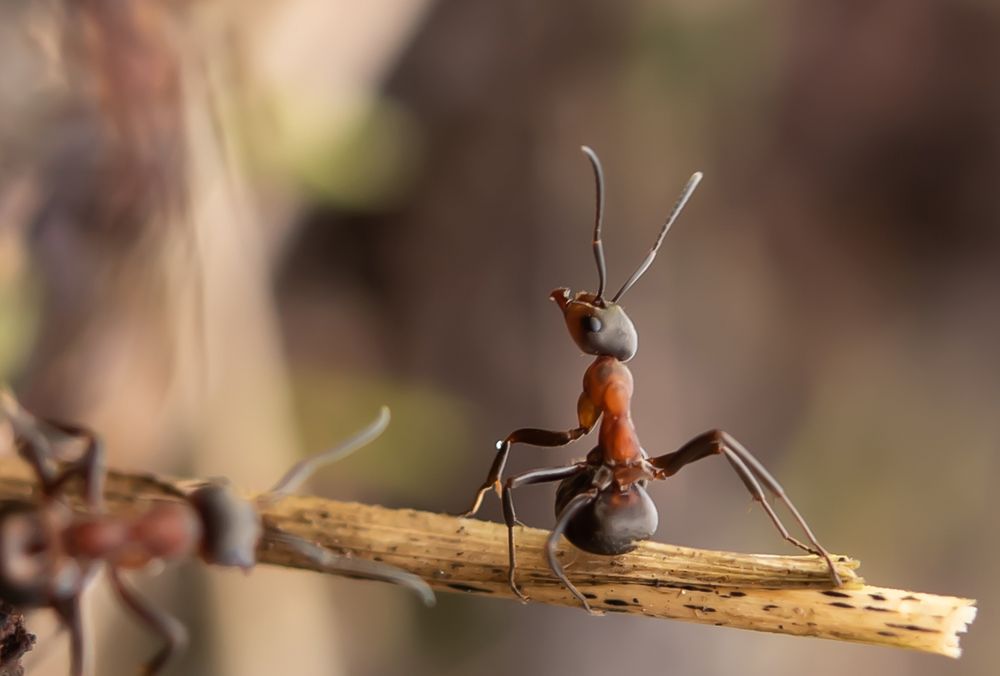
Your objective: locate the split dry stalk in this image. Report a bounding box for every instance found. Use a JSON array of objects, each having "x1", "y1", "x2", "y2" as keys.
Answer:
[{"x1": 0, "y1": 458, "x2": 976, "y2": 658}]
